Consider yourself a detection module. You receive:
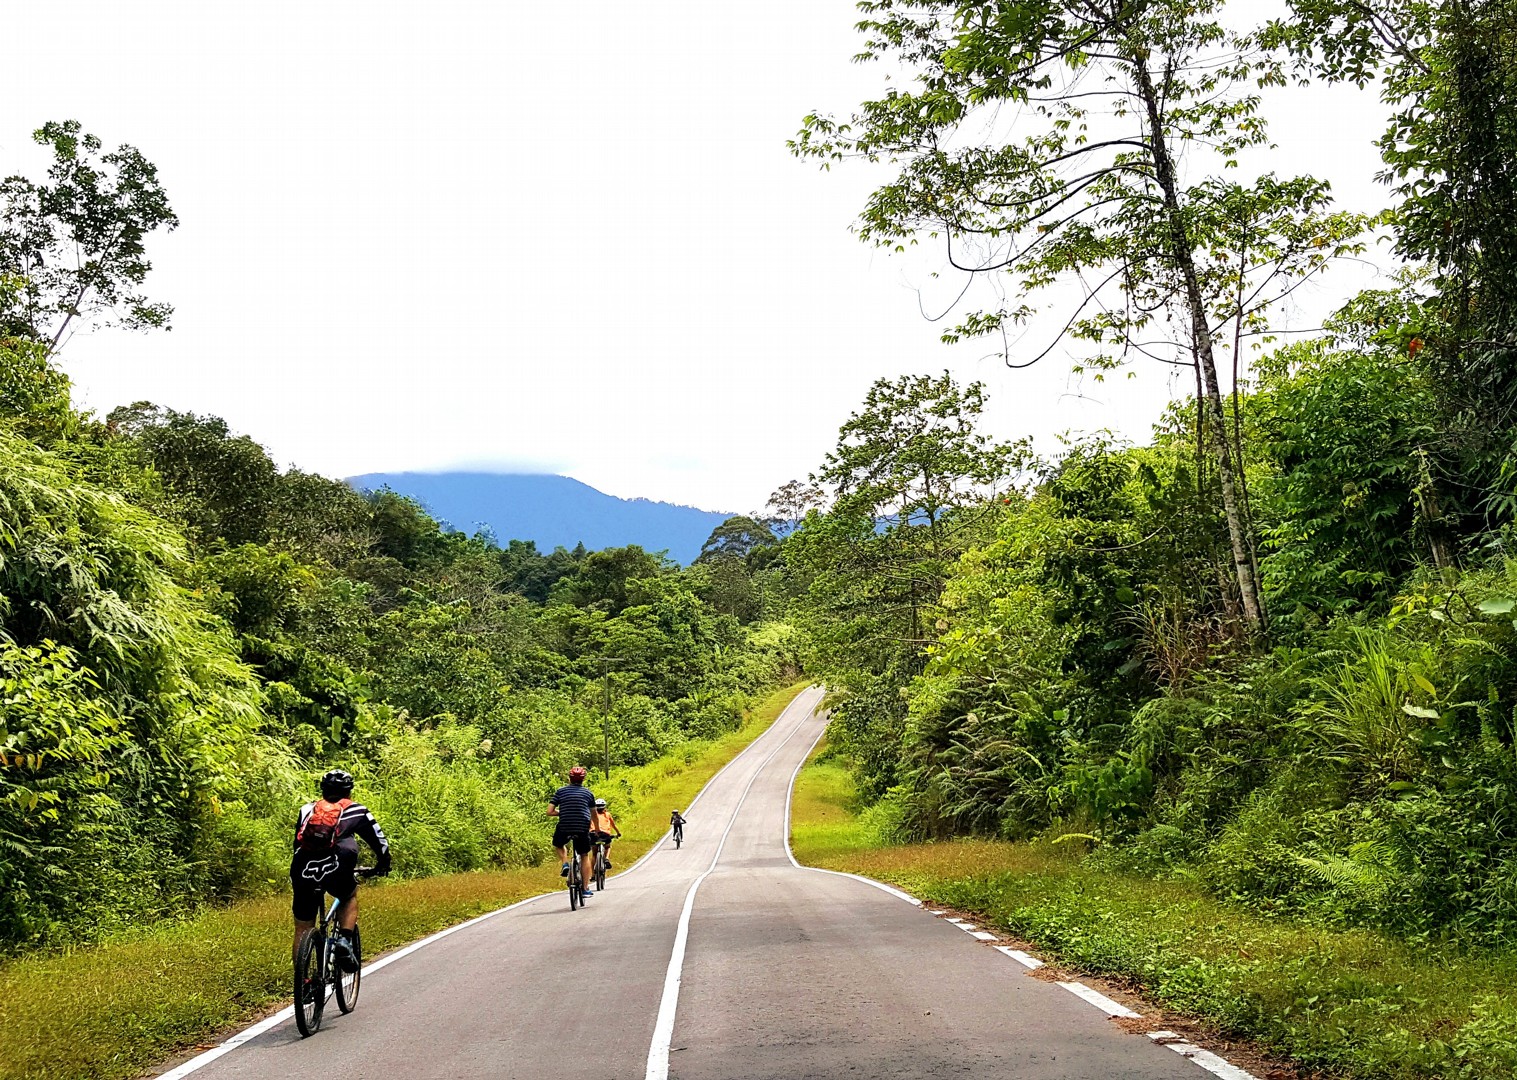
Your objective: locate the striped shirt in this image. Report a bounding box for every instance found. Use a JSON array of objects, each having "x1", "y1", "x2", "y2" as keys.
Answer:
[{"x1": 550, "y1": 784, "x2": 597, "y2": 831}]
